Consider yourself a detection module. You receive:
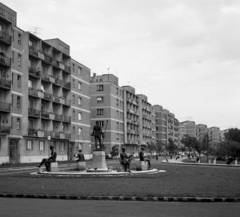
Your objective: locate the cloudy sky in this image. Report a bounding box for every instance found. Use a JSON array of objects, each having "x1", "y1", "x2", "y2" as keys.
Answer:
[{"x1": 4, "y1": 0, "x2": 240, "y2": 130}]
